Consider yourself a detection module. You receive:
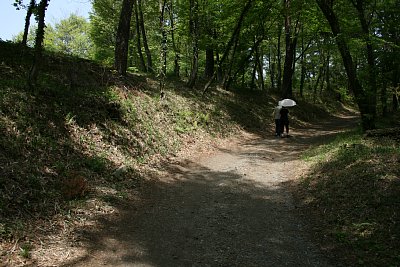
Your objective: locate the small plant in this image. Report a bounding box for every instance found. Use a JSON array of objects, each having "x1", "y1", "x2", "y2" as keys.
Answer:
[
  {"x1": 19, "y1": 243, "x2": 32, "y2": 259},
  {"x1": 65, "y1": 112, "x2": 76, "y2": 125}
]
